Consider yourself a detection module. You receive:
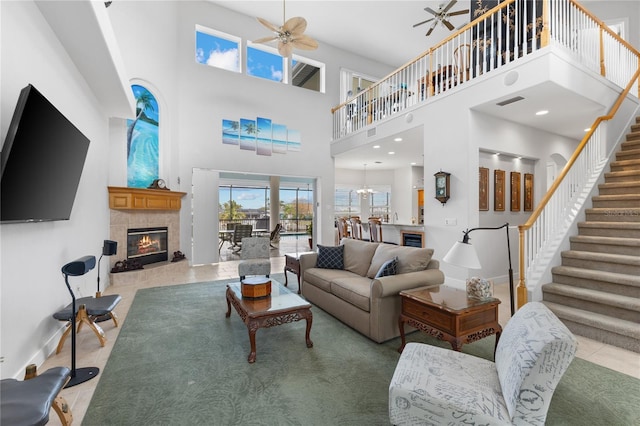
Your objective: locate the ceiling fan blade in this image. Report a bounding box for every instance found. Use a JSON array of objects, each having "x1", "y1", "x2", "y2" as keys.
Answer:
[
  {"x1": 443, "y1": 19, "x2": 455, "y2": 31},
  {"x1": 448, "y1": 9, "x2": 469, "y2": 17},
  {"x1": 256, "y1": 17, "x2": 280, "y2": 33},
  {"x1": 282, "y1": 16, "x2": 307, "y2": 36},
  {"x1": 278, "y1": 41, "x2": 295, "y2": 58},
  {"x1": 253, "y1": 35, "x2": 278, "y2": 44},
  {"x1": 424, "y1": 7, "x2": 438, "y2": 16},
  {"x1": 426, "y1": 22, "x2": 437, "y2": 36},
  {"x1": 291, "y1": 34, "x2": 318, "y2": 50},
  {"x1": 442, "y1": 0, "x2": 457, "y2": 13},
  {"x1": 413, "y1": 17, "x2": 435, "y2": 28}
]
